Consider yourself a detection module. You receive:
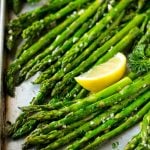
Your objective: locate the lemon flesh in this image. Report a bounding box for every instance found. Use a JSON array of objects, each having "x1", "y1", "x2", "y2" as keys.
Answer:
[{"x1": 75, "y1": 53, "x2": 127, "y2": 92}]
